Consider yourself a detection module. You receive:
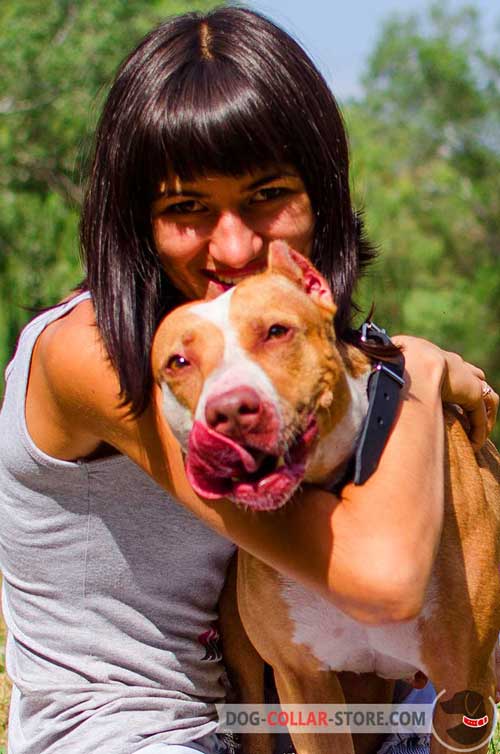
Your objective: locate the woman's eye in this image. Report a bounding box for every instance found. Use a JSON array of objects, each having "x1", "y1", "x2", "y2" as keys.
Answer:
[
  {"x1": 251, "y1": 187, "x2": 289, "y2": 204},
  {"x1": 166, "y1": 354, "x2": 191, "y2": 371},
  {"x1": 163, "y1": 200, "x2": 205, "y2": 216},
  {"x1": 266, "y1": 324, "x2": 291, "y2": 340}
]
